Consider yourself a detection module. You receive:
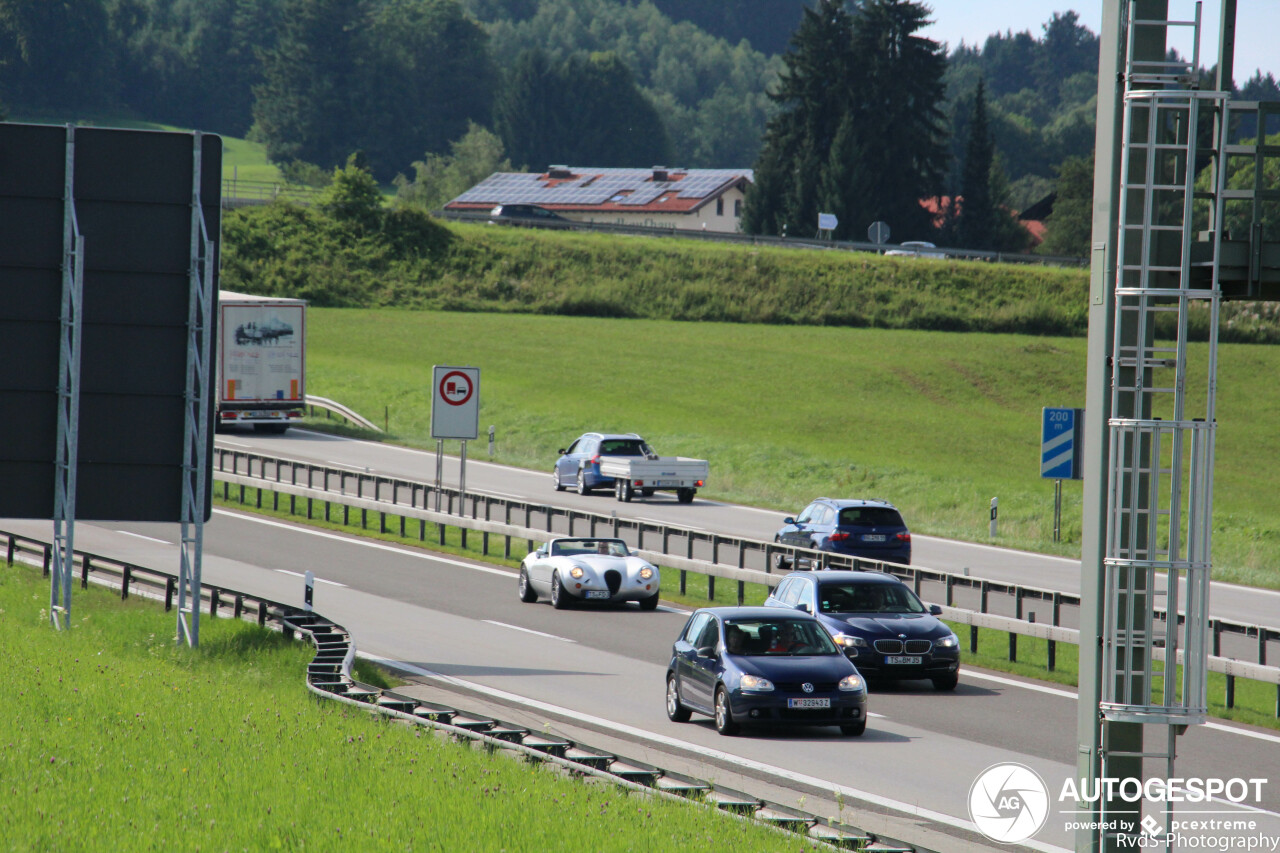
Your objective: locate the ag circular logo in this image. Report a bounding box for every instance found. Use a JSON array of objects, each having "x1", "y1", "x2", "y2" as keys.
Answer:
[{"x1": 968, "y1": 762, "x2": 1050, "y2": 843}]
